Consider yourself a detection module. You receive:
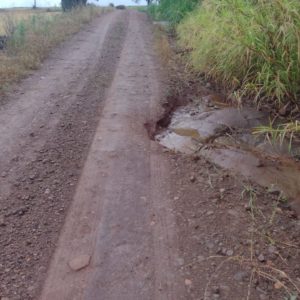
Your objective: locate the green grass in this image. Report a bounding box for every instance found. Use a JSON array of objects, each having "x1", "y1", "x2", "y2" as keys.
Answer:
[
  {"x1": 148, "y1": 0, "x2": 199, "y2": 24},
  {"x1": 178, "y1": 0, "x2": 300, "y2": 109}
]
